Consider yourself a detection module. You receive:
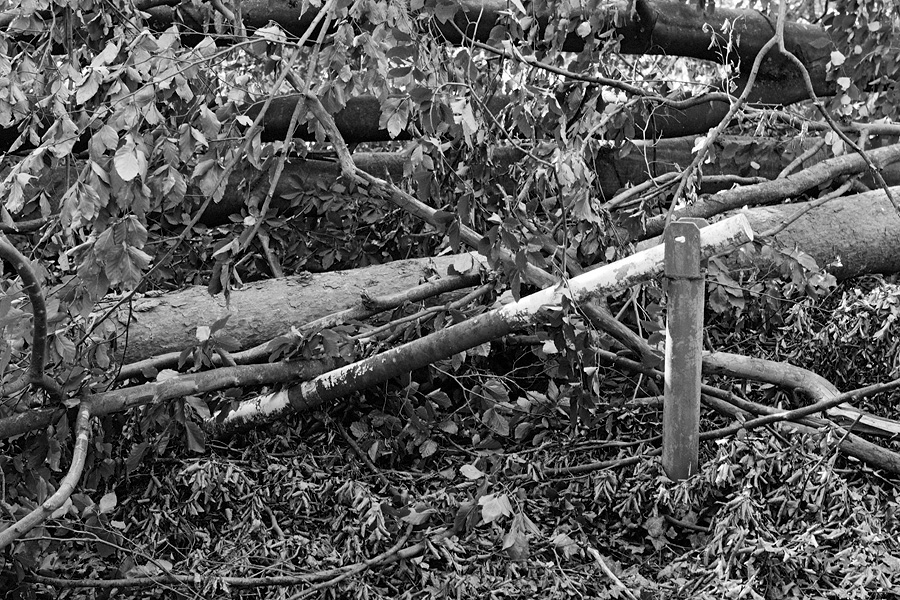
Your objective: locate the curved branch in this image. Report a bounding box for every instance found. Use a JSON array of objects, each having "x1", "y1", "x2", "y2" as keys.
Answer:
[
  {"x1": 702, "y1": 351, "x2": 900, "y2": 436},
  {"x1": 595, "y1": 348, "x2": 900, "y2": 474},
  {"x1": 0, "y1": 236, "x2": 63, "y2": 402},
  {"x1": 0, "y1": 402, "x2": 92, "y2": 550}
]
